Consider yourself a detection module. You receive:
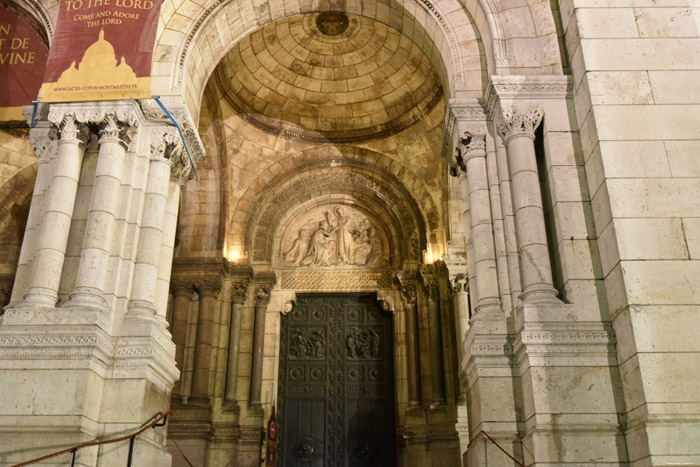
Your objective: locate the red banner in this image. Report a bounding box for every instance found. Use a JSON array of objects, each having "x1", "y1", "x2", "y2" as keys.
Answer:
[
  {"x1": 0, "y1": 6, "x2": 49, "y2": 122},
  {"x1": 40, "y1": 0, "x2": 160, "y2": 103},
  {"x1": 265, "y1": 406, "x2": 278, "y2": 466}
]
